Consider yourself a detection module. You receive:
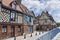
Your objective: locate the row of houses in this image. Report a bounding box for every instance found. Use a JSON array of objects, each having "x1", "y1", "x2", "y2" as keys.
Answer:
[
  {"x1": 0, "y1": 0, "x2": 35, "y2": 38},
  {"x1": 0, "y1": 0, "x2": 56, "y2": 39},
  {"x1": 36, "y1": 11, "x2": 56, "y2": 31}
]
